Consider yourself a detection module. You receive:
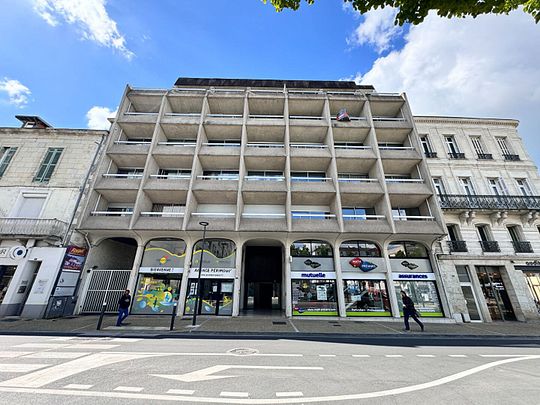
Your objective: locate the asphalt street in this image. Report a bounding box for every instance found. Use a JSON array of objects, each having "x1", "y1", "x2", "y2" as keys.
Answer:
[{"x1": 0, "y1": 334, "x2": 539, "y2": 404}]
